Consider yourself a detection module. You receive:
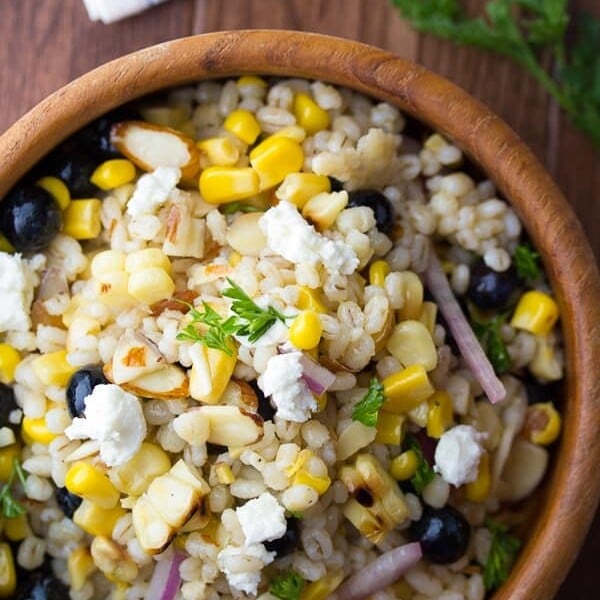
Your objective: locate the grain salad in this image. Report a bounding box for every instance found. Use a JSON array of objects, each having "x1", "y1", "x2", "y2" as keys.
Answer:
[{"x1": 0, "y1": 75, "x2": 564, "y2": 600}]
